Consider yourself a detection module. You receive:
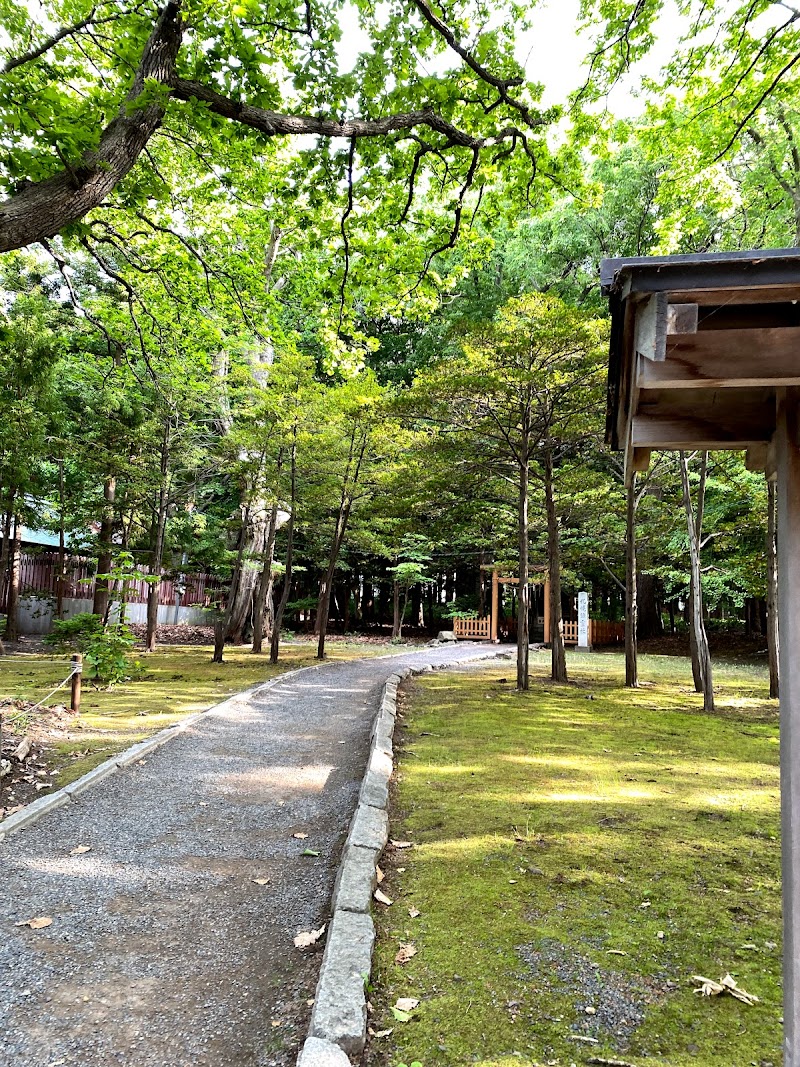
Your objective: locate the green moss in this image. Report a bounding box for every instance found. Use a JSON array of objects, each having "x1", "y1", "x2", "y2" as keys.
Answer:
[
  {"x1": 369, "y1": 650, "x2": 782, "y2": 1067},
  {"x1": 0, "y1": 641, "x2": 402, "y2": 787}
]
